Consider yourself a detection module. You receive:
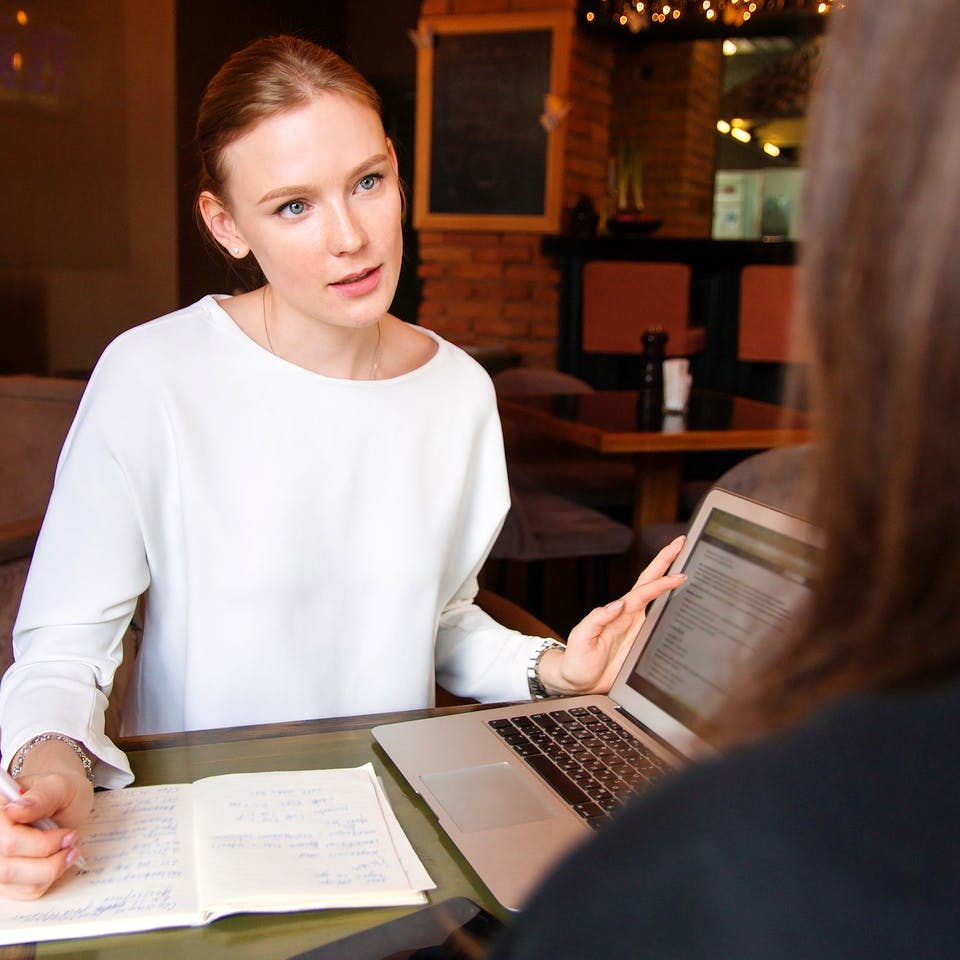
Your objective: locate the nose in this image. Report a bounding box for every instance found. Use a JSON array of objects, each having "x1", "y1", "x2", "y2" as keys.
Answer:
[{"x1": 326, "y1": 201, "x2": 365, "y2": 256}]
